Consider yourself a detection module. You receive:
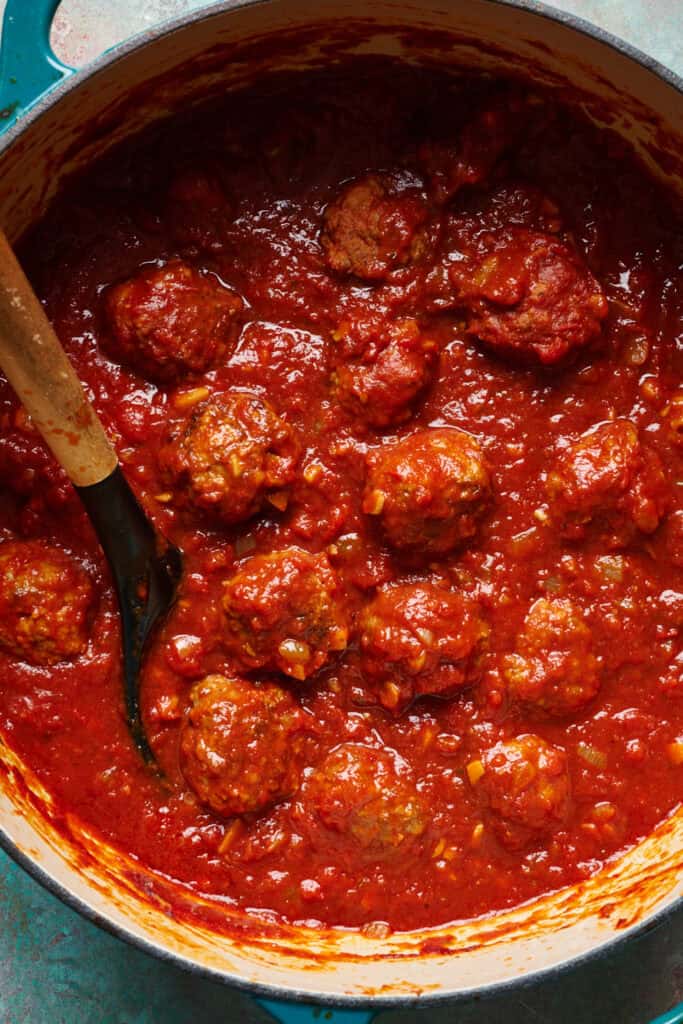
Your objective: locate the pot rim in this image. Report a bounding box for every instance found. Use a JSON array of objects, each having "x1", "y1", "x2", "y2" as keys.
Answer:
[
  {"x1": 1, "y1": 0, "x2": 682, "y2": 1008},
  {"x1": 1, "y1": 0, "x2": 682, "y2": 157}
]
